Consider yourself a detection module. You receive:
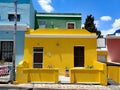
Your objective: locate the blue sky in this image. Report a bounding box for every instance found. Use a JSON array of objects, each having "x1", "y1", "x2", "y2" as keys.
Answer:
[{"x1": 32, "y1": 0, "x2": 120, "y2": 36}]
